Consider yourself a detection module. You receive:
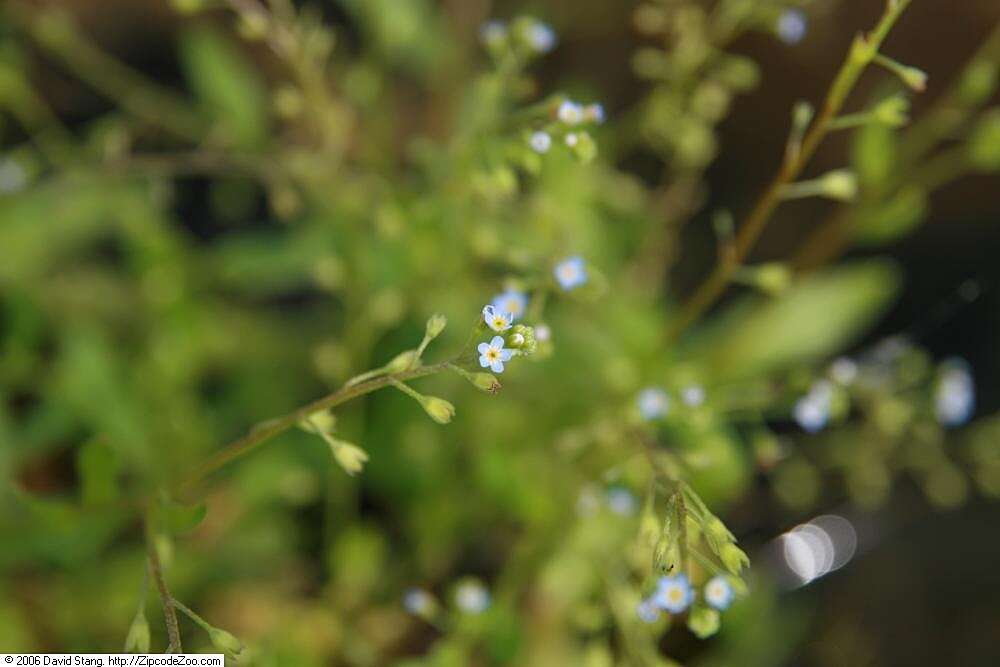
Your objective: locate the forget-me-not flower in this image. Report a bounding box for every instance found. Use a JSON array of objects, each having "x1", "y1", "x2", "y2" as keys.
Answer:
[
  {"x1": 777, "y1": 9, "x2": 807, "y2": 44},
  {"x1": 681, "y1": 385, "x2": 706, "y2": 408},
  {"x1": 479, "y1": 335, "x2": 514, "y2": 373},
  {"x1": 935, "y1": 359, "x2": 975, "y2": 427},
  {"x1": 557, "y1": 100, "x2": 584, "y2": 125},
  {"x1": 794, "y1": 380, "x2": 833, "y2": 433},
  {"x1": 482, "y1": 304, "x2": 514, "y2": 332},
  {"x1": 636, "y1": 598, "x2": 661, "y2": 623},
  {"x1": 526, "y1": 20, "x2": 556, "y2": 53},
  {"x1": 530, "y1": 130, "x2": 552, "y2": 153},
  {"x1": 637, "y1": 387, "x2": 670, "y2": 421},
  {"x1": 653, "y1": 574, "x2": 694, "y2": 614},
  {"x1": 403, "y1": 588, "x2": 435, "y2": 616},
  {"x1": 606, "y1": 486, "x2": 638, "y2": 516},
  {"x1": 492, "y1": 290, "x2": 527, "y2": 320},
  {"x1": 554, "y1": 256, "x2": 587, "y2": 290},
  {"x1": 454, "y1": 580, "x2": 491, "y2": 614},
  {"x1": 479, "y1": 20, "x2": 507, "y2": 46},
  {"x1": 584, "y1": 103, "x2": 605, "y2": 124},
  {"x1": 703, "y1": 576, "x2": 734, "y2": 611}
]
